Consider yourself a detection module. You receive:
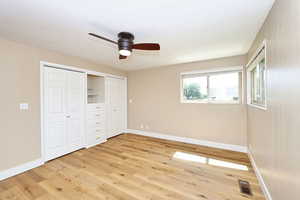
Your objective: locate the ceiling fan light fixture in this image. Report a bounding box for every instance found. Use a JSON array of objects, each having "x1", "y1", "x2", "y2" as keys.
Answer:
[
  {"x1": 119, "y1": 49, "x2": 131, "y2": 56},
  {"x1": 89, "y1": 32, "x2": 160, "y2": 60}
]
